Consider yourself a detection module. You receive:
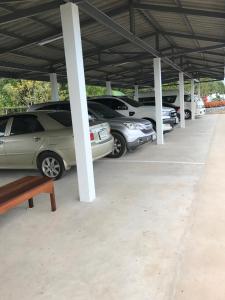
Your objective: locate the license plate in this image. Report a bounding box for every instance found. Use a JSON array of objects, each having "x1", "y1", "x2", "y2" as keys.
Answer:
[{"x1": 99, "y1": 129, "x2": 108, "y2": 140}]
